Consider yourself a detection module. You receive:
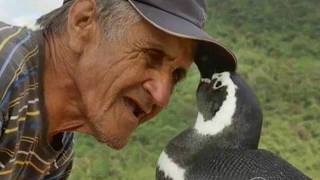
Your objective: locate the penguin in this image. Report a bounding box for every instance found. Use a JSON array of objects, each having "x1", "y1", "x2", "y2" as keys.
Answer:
[{"x1": 155, "y1": 51, "x2": 311, "y2": 180}]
